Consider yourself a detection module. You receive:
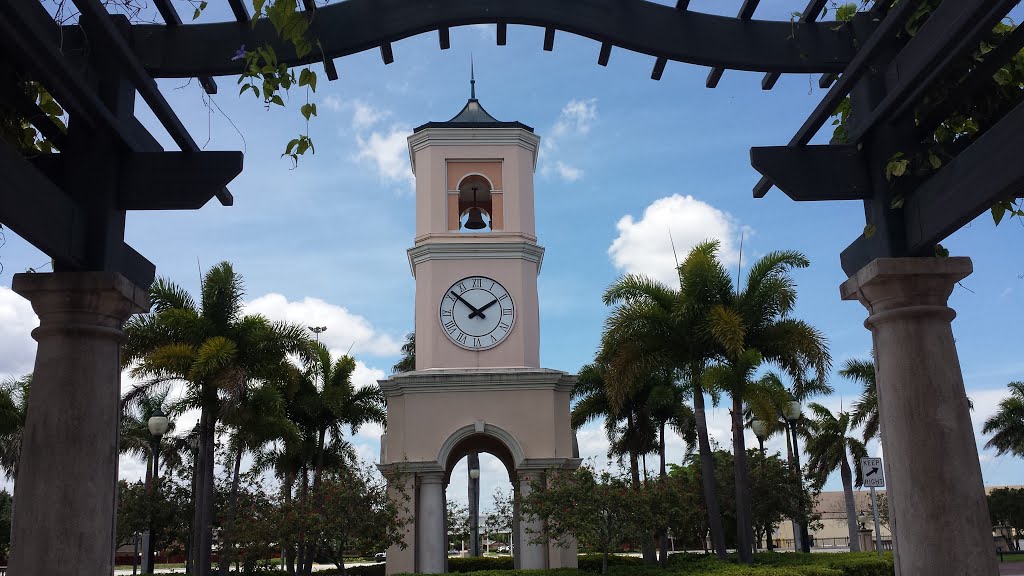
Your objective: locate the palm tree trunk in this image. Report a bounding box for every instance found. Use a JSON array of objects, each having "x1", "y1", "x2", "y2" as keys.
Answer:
[
  {"x1": 840, "y1": 455, "x2": 861, "y2": 551},
  {"x1": 693, "y1": 382, "x2": 727, "y2": 559},
  {"x1": 218, "y1": 447, "x2": 244, "y2": 575},
  {"x1": 284, "y1": 471, "x2": 296, "y2": 576},
  {"x1": 313, "y1": 426, "x2": 327, "y2": 489},
  {"x1": 626, "y1": 415, "x2": 655, "y2": 565},
  {"x1": 731, "y1": 395, "x2": 754, "y2": 563},
  {"x1": 192, "y1": 385, "x2": 217, "y2": 576},
  {"x1": 658, "y1": 421, "x2": 668, "y2": 568}
]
